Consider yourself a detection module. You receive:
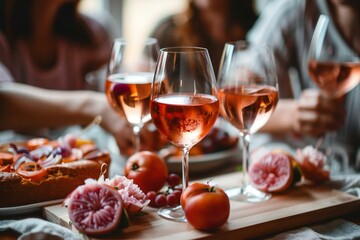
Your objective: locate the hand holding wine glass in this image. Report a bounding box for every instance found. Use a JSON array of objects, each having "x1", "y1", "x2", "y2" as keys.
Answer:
[
  {"x1": 151, "y1": 47, "x2": 219, "y2": 221},
  {"x1": 105, "y1": 38, "x2": 159, "y2": 155},
  {"x1": 217, "y1": 41, "x2": 279, "y2": 202},
  {"x1": 307, "y1": 15, "x2": 360, "y2": 173}
]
